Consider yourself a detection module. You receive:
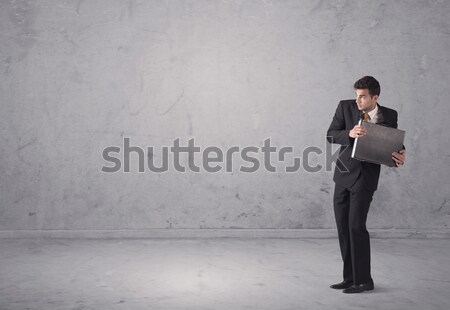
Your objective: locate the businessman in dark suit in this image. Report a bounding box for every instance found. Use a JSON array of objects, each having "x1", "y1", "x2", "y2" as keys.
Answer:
[{"x1": 326, "y1": 76, "x2": 405, "y2": 293}]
